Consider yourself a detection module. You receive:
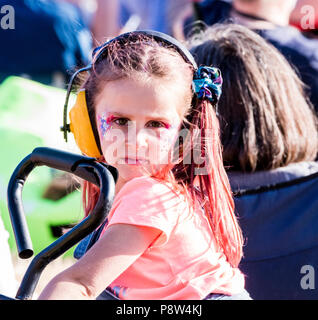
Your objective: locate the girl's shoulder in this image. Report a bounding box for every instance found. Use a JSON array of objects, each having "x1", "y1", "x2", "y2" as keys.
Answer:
[{"x1": 108, "y1": 176, "x2": 189, "y2": 229}]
